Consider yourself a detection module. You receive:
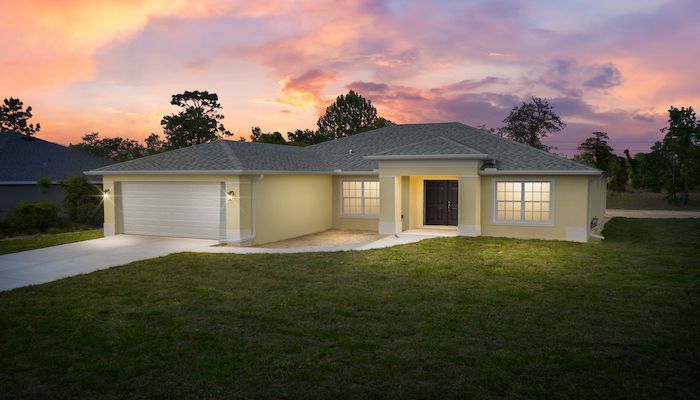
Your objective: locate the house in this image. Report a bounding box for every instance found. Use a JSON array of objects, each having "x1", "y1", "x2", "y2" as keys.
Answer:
[
  {"x1": 86, "y1": 123, "x2": 606, "y2": 244},
  {"x1": 0, "y1": 132, "x2": 113, "y2": 217}
]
